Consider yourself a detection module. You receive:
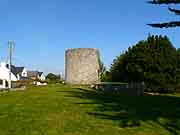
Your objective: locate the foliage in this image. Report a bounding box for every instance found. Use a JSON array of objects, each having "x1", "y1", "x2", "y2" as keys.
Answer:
[
  {"x1": 97, "y1": 52, "x2": 107, "y2": 82},
  {"x1": 12, "y1": 80, "x2": 34, "y2": 88},
  {"x1": 148, "y1": 0, "x2": 180, "y2": 28},
  {"x1": 46, "y1": 73, "x2": 61, "y2": 83},
  {"x1": 98, "y1": 60, "x2": 107, "y2": 82},
  {"x1": 107, "y1": 35, "x2": 179, "y2": 92}
]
